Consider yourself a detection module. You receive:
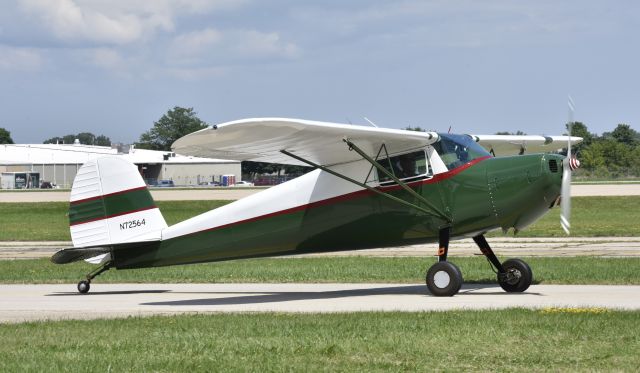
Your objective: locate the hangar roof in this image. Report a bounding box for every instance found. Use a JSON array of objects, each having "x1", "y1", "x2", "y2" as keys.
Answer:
[{"x1": 0, "y1": 144, "x2": 238, "y2": 165}]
